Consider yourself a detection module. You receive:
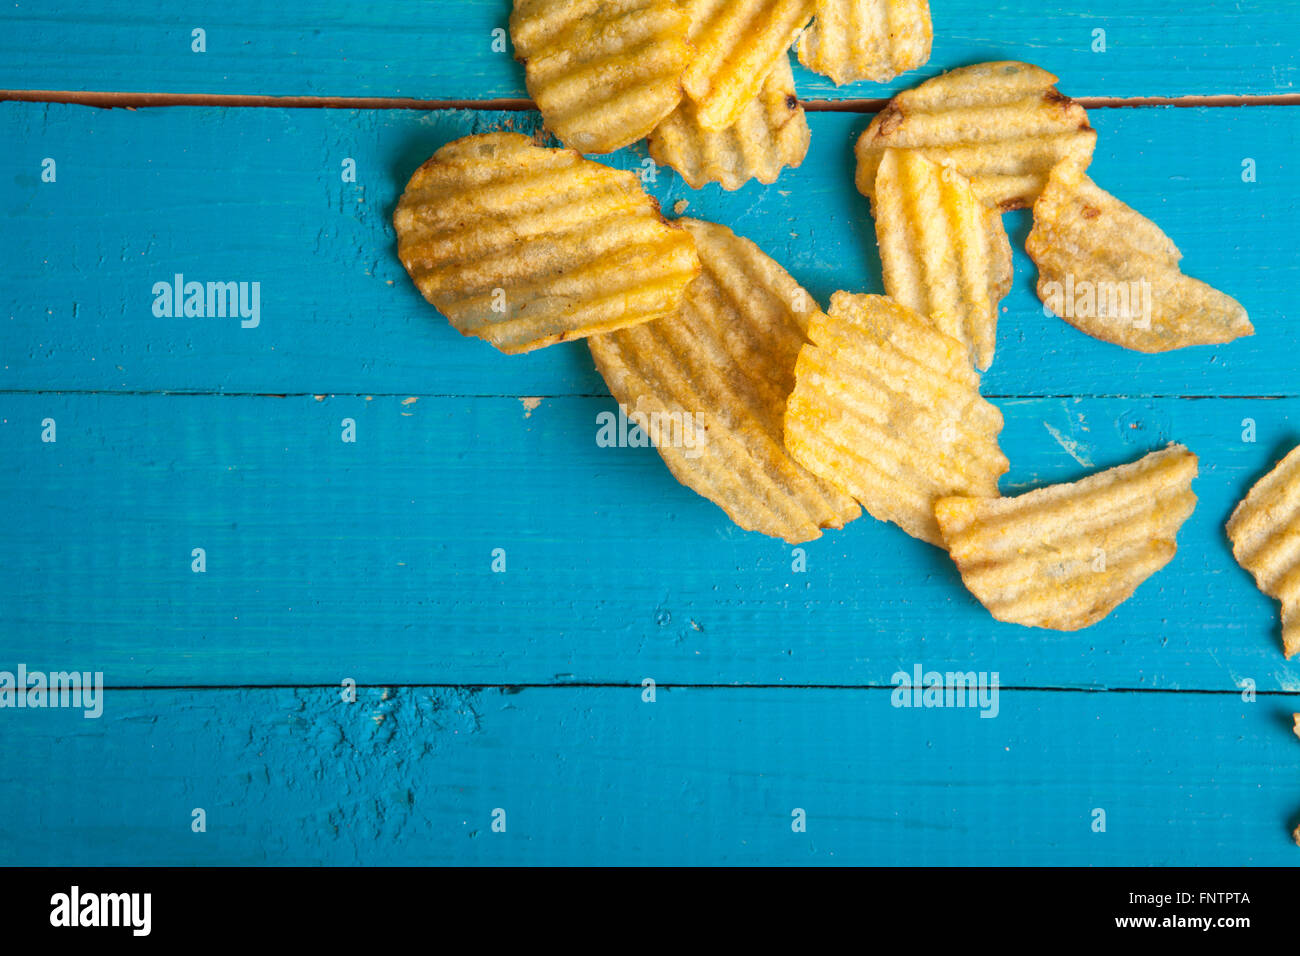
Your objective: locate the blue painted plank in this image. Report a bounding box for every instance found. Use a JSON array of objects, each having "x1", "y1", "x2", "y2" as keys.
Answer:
[
  {"x1": 3, "y1": 391, "x2": 1298, "y2": 690},
  {"x1": 1, "y1": 102, "x2": 1296, "y2": 398},
  {"x1": 0, "y1": 1, "x2": 1297, "y2": 99},
  {"x1": 1, "y1": 685, "x2": 1296, "y2": 865}
]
